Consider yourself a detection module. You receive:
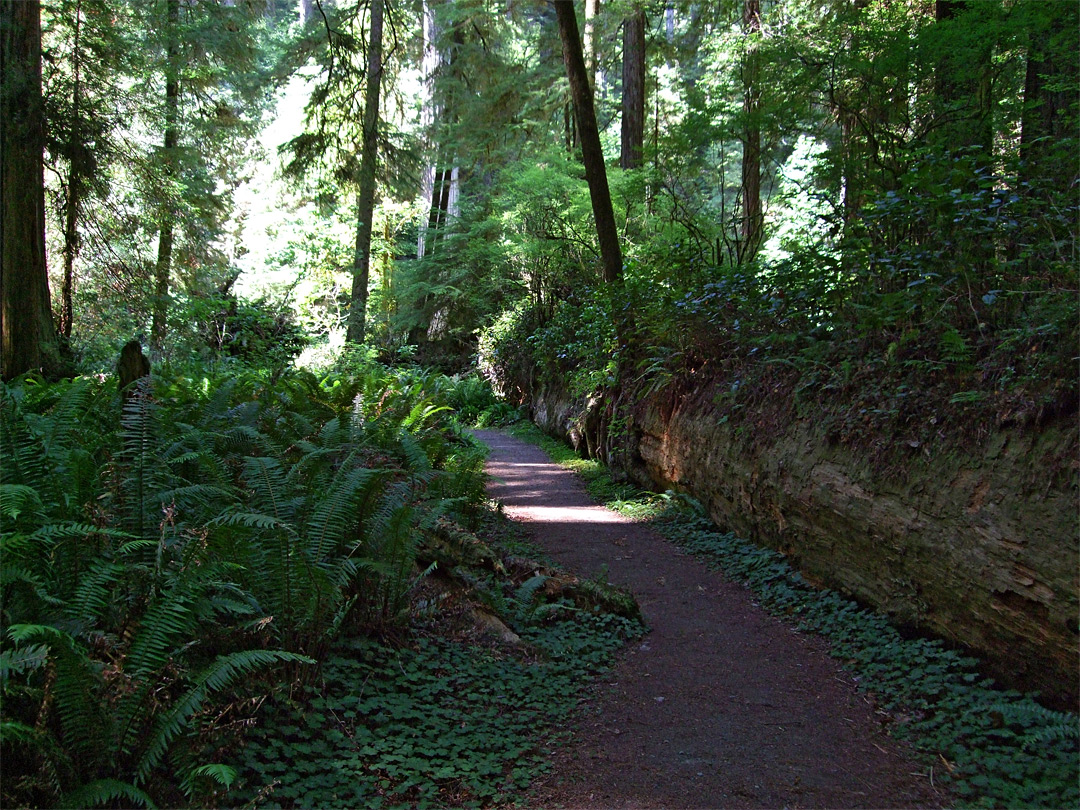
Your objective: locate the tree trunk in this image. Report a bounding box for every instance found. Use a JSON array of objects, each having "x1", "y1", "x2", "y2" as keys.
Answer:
[
  {"x1": 554, "y1": 1, "x2": 622, "y2": 284},
  {"x1": 60, "y1": 0, "x2": 84, "y2": 341},
  {"x1": 620, "y1": 8, "x2": 646, "y2": 170},
  {"x1": 151, "y1": 0, "x2": 180, "y2": 354},
  {"x1": 584, "y1": 0, "x2": 600, "y2": 89},
  {"x1": 299, "y1": 0, "x2": 315, "y2": 25},
  {"x1": 345, "y1": 0, "x2": 384, "y2": 345},
  {"x1": 1018, "y1": 4, "x2": 1078, "y2": 195},
  {"x1": 1, "y1": 0, "x2": 61, "y2": 380},
  {"x1": 739, "y1": 0, "x2": 762, "y2": 261},
  {"x1": 416, "y1": 1, "x2": 460, "y2": 261}
]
